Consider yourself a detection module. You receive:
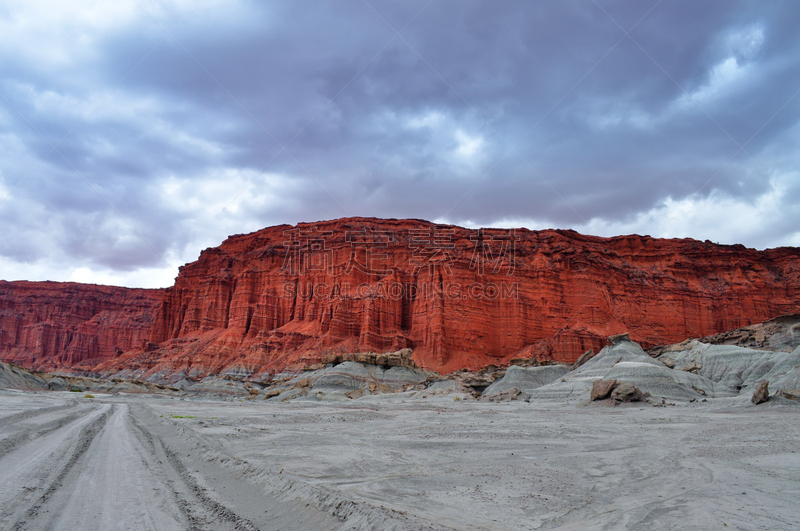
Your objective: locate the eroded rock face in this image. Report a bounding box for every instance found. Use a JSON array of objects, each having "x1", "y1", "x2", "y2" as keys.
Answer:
[
  {"x1": 699, "y1": 314, "x2": 800, "y2": 352},
  {"x1": 322, "y1": 348, "x2": 416, "y2": 369},
  {"x1": 3, "y1": 218, "x2": 800, "y2": 378},
  {"x1": 130, "y1": 218, "x2": 800, "y2": 377},
  {"x1": 0, "y1": 281, "x2": 162, "y2": 371},
  {"x1": 483, "y1": 365, "x2": 571, "y2": 397},
  {"x1": 657, "y1": 343, "x2": 800, "y2": 395}
]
